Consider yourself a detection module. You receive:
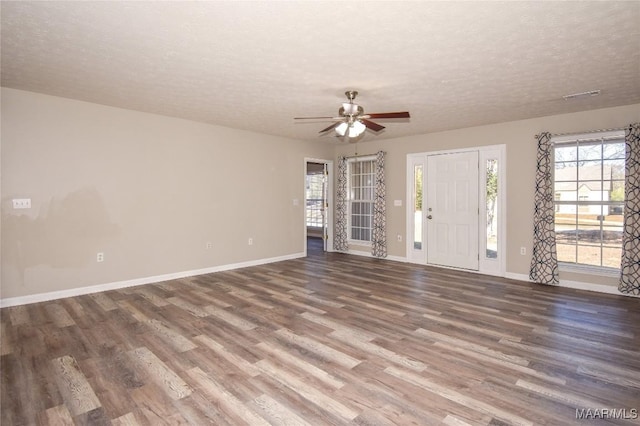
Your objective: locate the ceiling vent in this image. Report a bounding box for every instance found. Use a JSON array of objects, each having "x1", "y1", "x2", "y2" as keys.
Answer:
[{"x1": 562, "y1": 90, "x2": 601, "y2": 100}]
